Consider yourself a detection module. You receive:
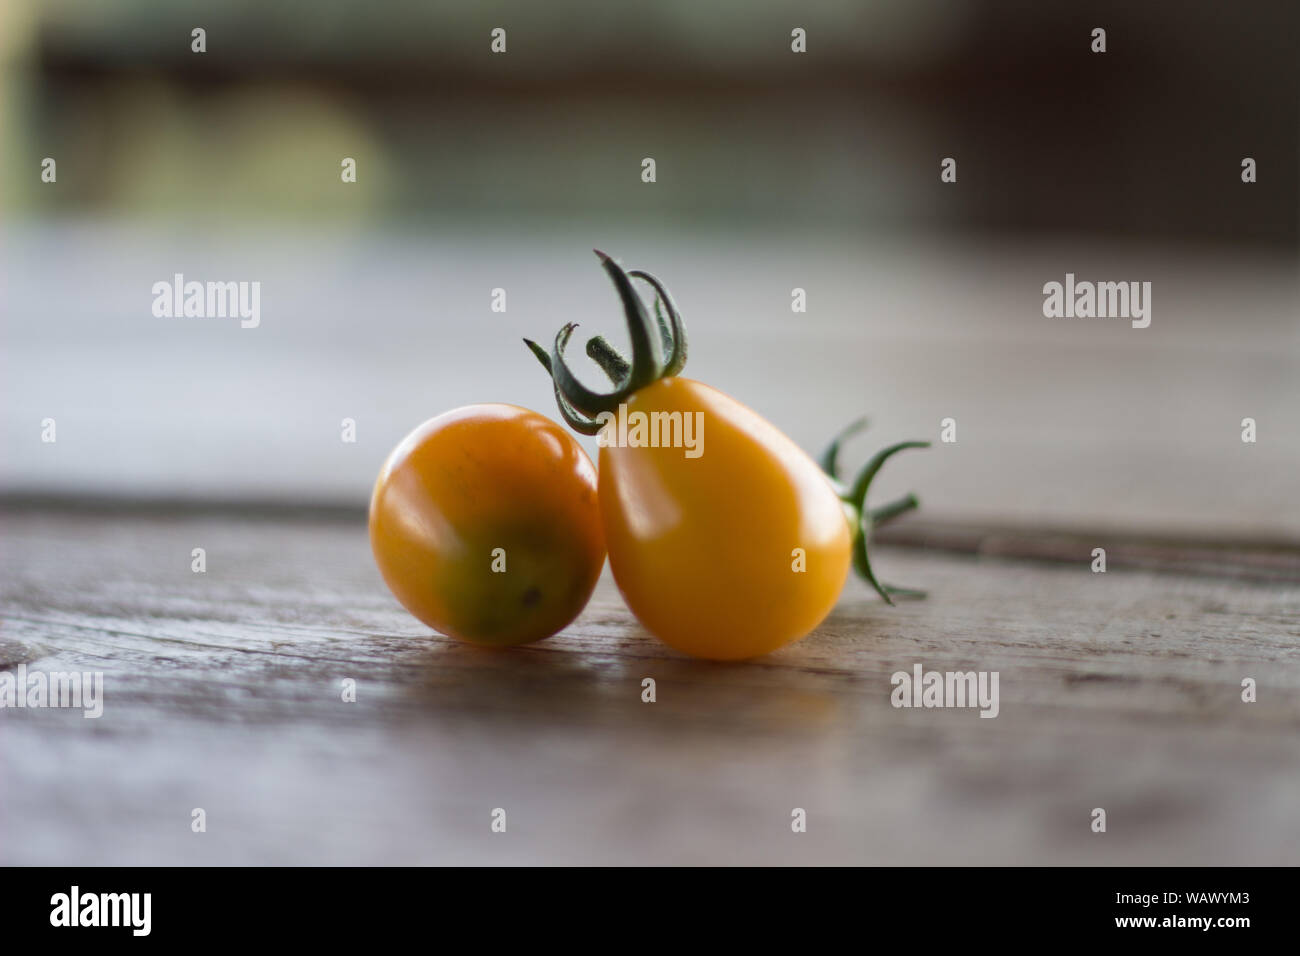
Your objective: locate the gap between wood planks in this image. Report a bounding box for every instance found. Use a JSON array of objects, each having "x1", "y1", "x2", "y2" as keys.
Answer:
[{"x1": 3, "y1": 494, "x2": 1297, "y2": 584}]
